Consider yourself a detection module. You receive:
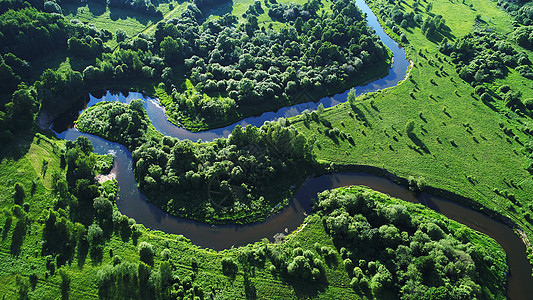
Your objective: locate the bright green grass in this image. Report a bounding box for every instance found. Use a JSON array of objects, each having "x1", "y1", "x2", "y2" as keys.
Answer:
[
  {"x1": 62, "y1": 3, "x2": 166, "y2": 48},
  {"x1": 293, "y1": 0, "x2": 533, "y2": 242},
  {"x1": 211, "y1": 0, "x2": 332, "y2": 29},
  {"x1": 0, "y1": 134, "x2": 508, "y2": 298},
  {"x1": 0, "y1": 133, "x2": 353, "y2": 299}
]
